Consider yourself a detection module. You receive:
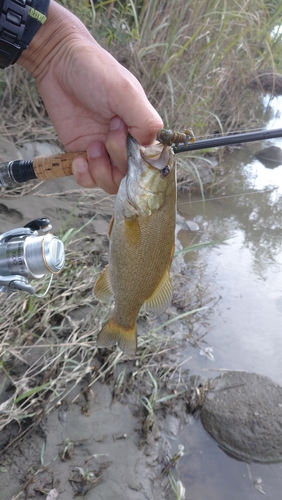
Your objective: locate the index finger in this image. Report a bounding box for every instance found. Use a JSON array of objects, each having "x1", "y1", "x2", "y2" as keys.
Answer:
[{"x1": 110, "y1": 71, "x2": 163, "y2": 146}]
